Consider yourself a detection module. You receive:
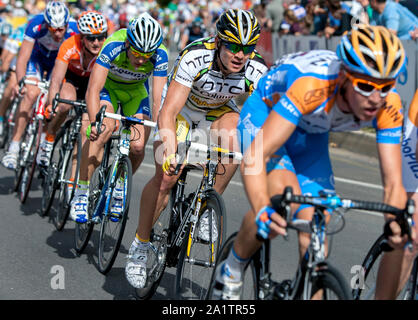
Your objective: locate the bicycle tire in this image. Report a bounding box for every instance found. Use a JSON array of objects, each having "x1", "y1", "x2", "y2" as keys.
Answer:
[
  {"x1": 401, "y1": 258, "x2": 418, "y2": 300},
  {"x1": 97, "y1": 156, "x2": 132, "y2": 274},
  {"x1": 175, "y1": 189, "x2": 227, "y2": 300},
  {"x1": 18, "y1": 118, "x2": 41, "y2": 204},
  {"x1": 205, "y1": 232, "x2": 258, "y2": 300},
  {"x1": 135, "y1": 186, "x2": 176, "y2": 300},
  {"x1": 40, "y1": 124, "x2": 67, "y2": 217},
  {"x1": 54, "y1": 131, "x2": 82, "y2": 231},
  {"x1": 308, "y1": 263, "x2": 352, "y2": 300}
]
